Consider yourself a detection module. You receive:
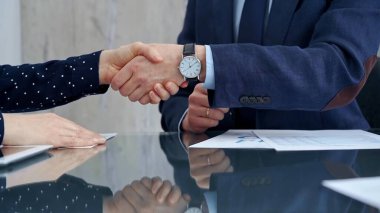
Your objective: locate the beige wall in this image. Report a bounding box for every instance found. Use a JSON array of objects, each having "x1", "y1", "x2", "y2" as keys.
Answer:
[{"x1": 20, "y1": 0, "x2": 187, "y2": 133}]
